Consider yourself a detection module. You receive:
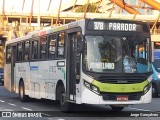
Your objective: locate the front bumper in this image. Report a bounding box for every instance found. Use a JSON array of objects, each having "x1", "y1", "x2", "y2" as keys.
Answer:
[{"x1": 81, "y1": 87, "x2": 152, "y2": 105}]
